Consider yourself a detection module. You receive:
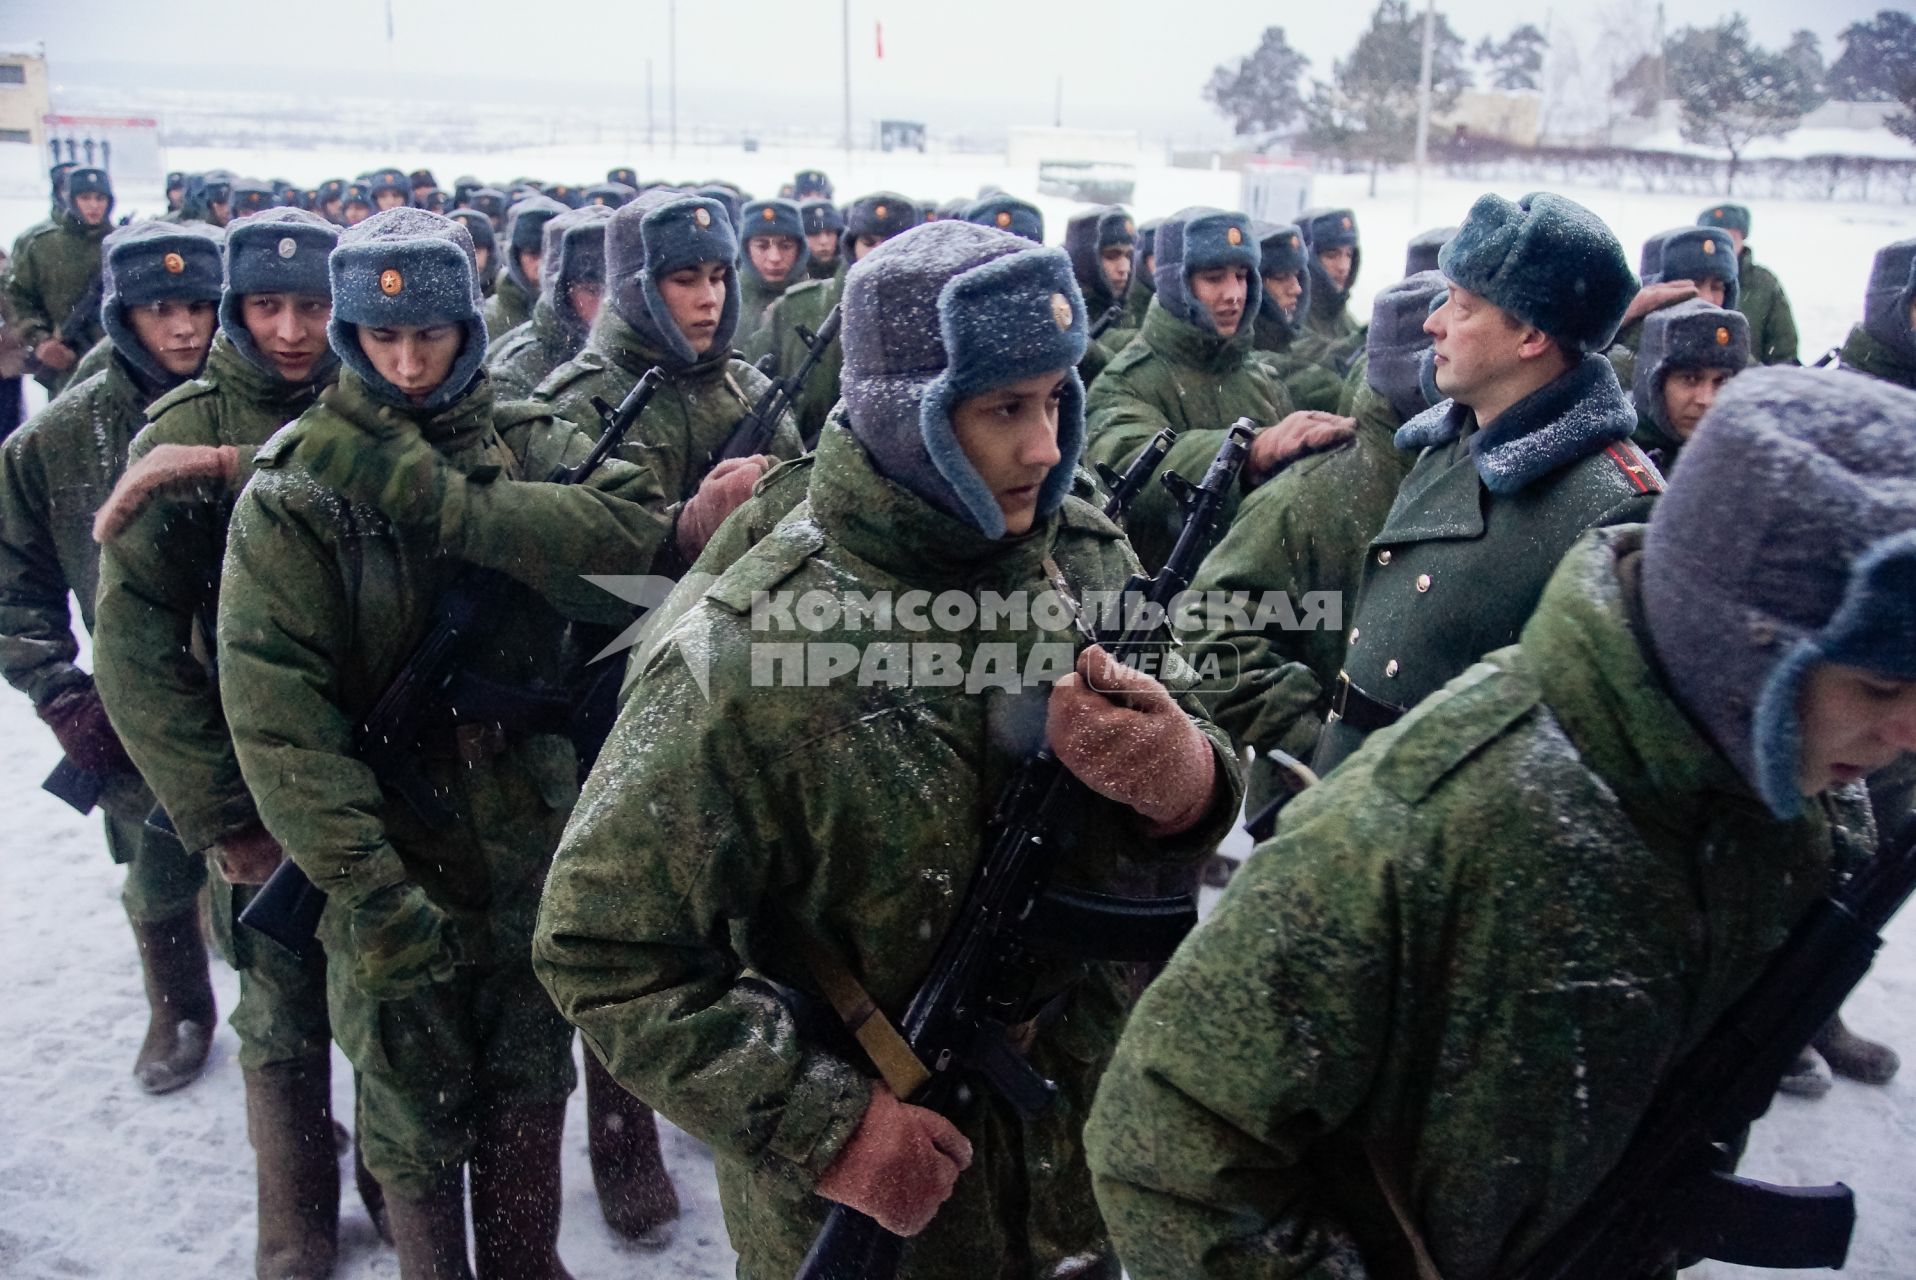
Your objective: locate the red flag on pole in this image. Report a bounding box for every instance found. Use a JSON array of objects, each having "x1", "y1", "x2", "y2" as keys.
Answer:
[{"x1": 875, "y1": 20, "x2": 884, "y2": 59}]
